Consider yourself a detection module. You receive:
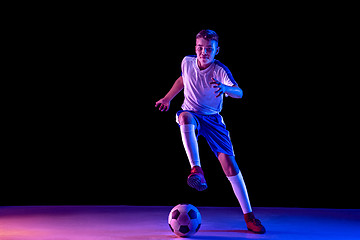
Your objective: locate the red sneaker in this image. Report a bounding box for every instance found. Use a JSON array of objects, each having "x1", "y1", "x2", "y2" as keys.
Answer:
[
  {"x1": 244, "y1": 212, "x2": 266, "y2": 234},
  {"x1": 187, "y1": 166, "x2": 207, "y2": 191}
]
